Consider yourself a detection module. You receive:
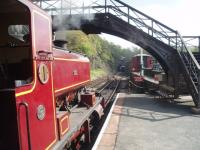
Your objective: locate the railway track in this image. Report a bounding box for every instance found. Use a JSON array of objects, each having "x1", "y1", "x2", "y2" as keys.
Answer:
[
  {"x1": 97, "y1": 78, "x2": 120, "y2": 107},
  {"x1": 87, "y1": 76, "x2": 109, "y2": 90},
  {"x1": 80, "y1": 75, "x2": 128, "y2": 150}
]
